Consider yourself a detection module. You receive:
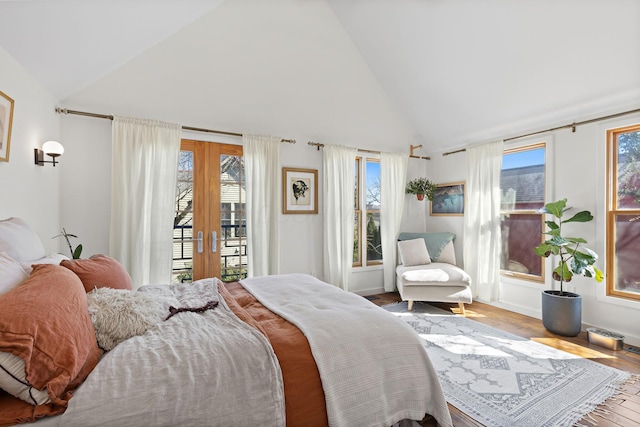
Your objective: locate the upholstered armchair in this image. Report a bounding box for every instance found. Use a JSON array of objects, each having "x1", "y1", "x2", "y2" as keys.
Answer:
[{"x1": 396, "y1": 232, "x2": 472, "y2": 315}]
